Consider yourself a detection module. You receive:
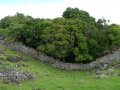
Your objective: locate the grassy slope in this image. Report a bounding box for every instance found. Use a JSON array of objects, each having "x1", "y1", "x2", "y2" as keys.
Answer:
[{"x1": 0, "y1": 44, "x2": 120, "y2": 90}]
